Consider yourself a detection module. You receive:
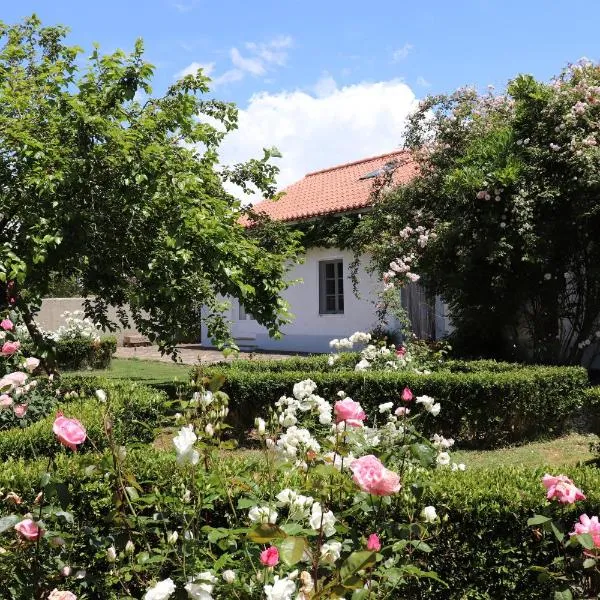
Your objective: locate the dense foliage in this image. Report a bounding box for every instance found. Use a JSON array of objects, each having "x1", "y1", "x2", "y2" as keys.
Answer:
[
  {"x1": 0, "y1": 16, "x2": 300, "y2": 358},
  {"x1": 353, "y1": 61, "x2": 600, "y2": 364},
  {"x1": 197, "y1": 362, "x2": 589, "y2": 448}
]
